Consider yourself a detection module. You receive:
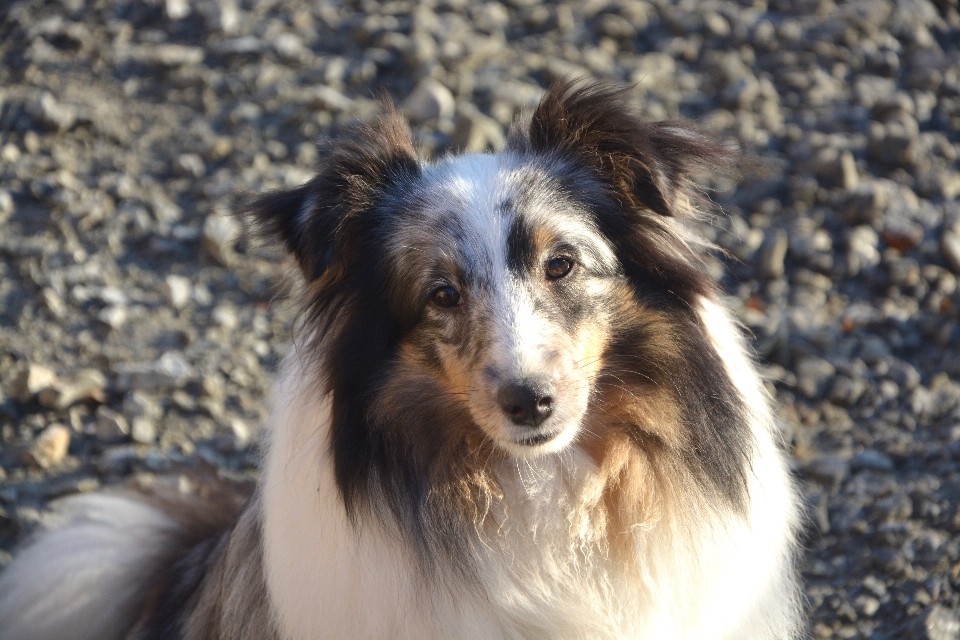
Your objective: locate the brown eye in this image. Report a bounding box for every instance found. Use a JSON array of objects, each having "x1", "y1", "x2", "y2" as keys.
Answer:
[
  {"x1": 431, "y1": 285, "x2": 462, "y2": 308},
  {"x1": 545, "y1": 257, "x2": 573, "y2": 279}
]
